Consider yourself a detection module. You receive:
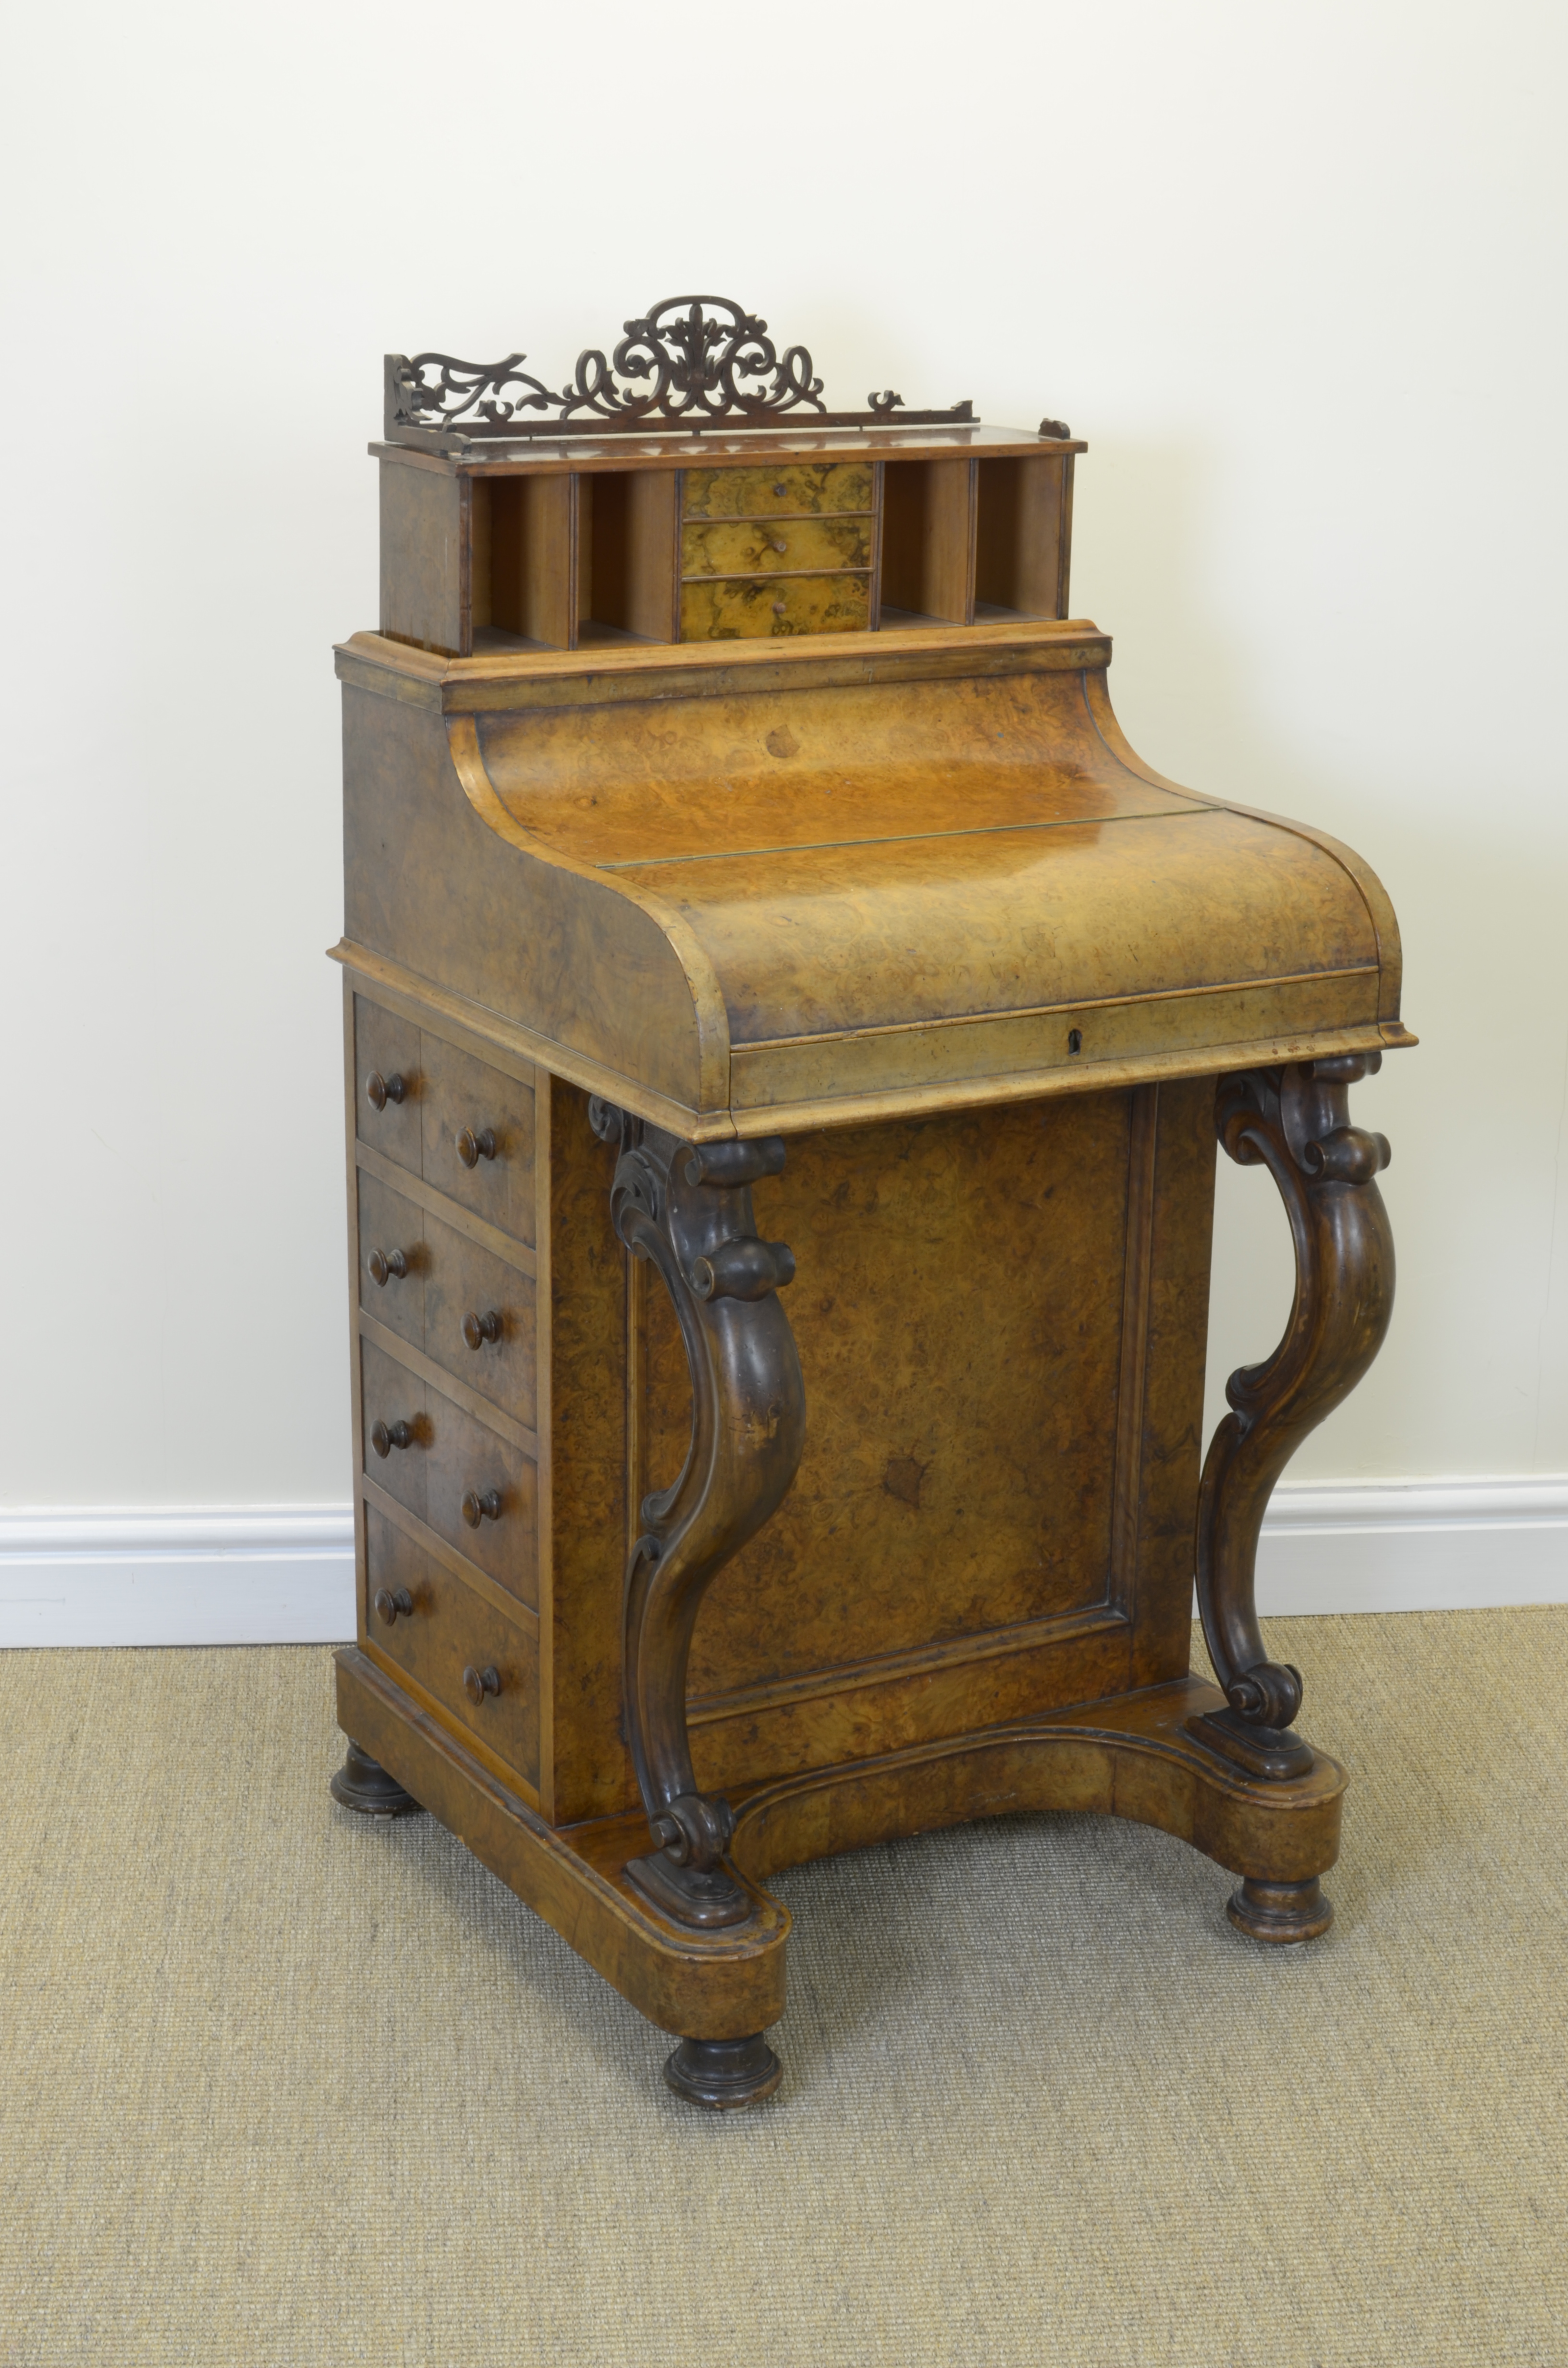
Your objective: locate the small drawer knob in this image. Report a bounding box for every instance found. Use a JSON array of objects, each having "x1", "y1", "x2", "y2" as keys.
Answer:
[
  {"x1": 370, "y1": 1418, "x2": 414, "y2": 1457},
  {"x1": 463, "y1": 1664, "x2": 502, "y2": 1704},
  {"x1": 373, "y1": 1586, "x2": 414, "y2": 1626},
  {"x1": 367, "y1": 1246, "x2": 409, "y2": 1287},
  {"x1": 456, "y1": 1125, "x2": 498, "y2": 1169},
  {"x1": 772, "y1": 600, "x2": 787, "y2": 617},
  {"x1": 462, "y1": 1308, "x2": 503, "y2": 1351},
  {"x1": 462, "y1": 1488, "x2": 503, "y2": 1528},
  {"x1": 770, "y1": 538, "x2": 787, "y2": 555},
  {"x1": 772, "y1": 482, "x2": 788, "y2": 496},
  {"x1": 367, "y1": 1071, "x2": 407, "y2": 1112}
]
